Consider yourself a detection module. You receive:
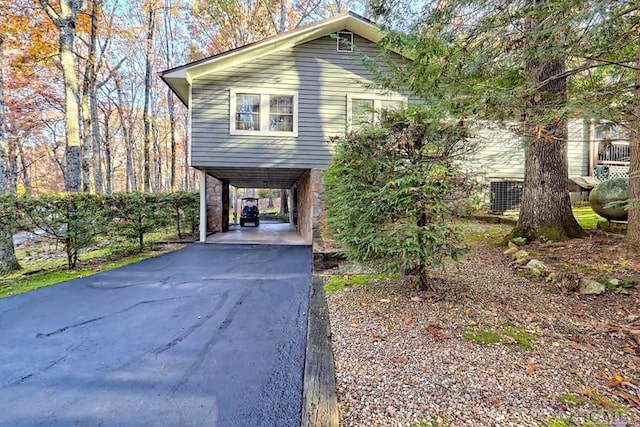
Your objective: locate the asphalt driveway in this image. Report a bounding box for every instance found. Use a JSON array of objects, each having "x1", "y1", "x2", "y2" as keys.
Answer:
[{"x1": 0, "y1": 243, "x2": 312, "y2": 426}]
